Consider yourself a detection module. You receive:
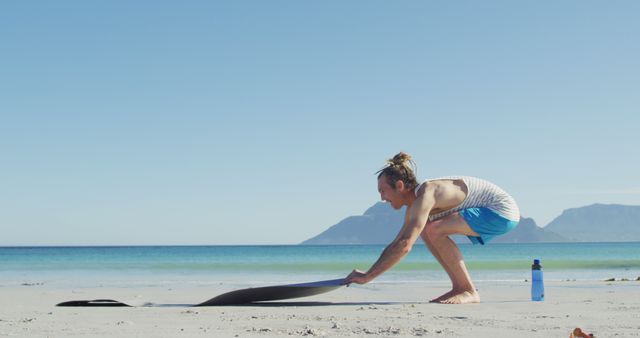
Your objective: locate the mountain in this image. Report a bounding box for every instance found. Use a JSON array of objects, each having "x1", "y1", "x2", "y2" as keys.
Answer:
[
  {"x1": 544, "y1": 204, "x2": 640, "y2": 242},
  {"x1": 491, "y1": 217, "x2": 567, "y2": 243},
  {"x1": 301, "y1": 203, "x2": 403, "y2": 245},
  {"x1": 300, "y1": 203, "x2": 568, "y2": 245}
]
